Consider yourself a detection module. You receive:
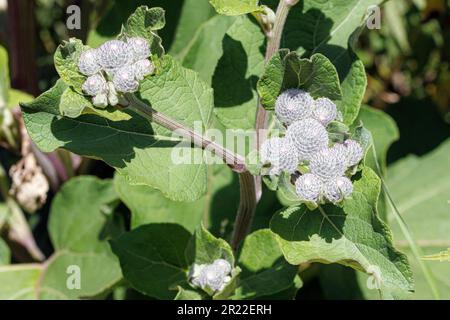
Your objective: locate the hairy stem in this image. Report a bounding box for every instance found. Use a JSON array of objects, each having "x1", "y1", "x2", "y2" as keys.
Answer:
[
  {"x1": 230, "y1": 171, "x2": 257, "y2": 251},
  {"x1": 126, "y1": 94, "x2": 257, "y2": 250},
  {"x1": 125, "y1": 93, "x2": 247, "y2": 173}
]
